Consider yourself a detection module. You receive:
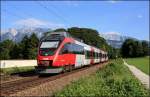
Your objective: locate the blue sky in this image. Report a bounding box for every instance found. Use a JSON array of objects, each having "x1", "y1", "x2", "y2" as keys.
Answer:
[{"x1": 1, "y1": 1, "x2": 149, "y2": 40}]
